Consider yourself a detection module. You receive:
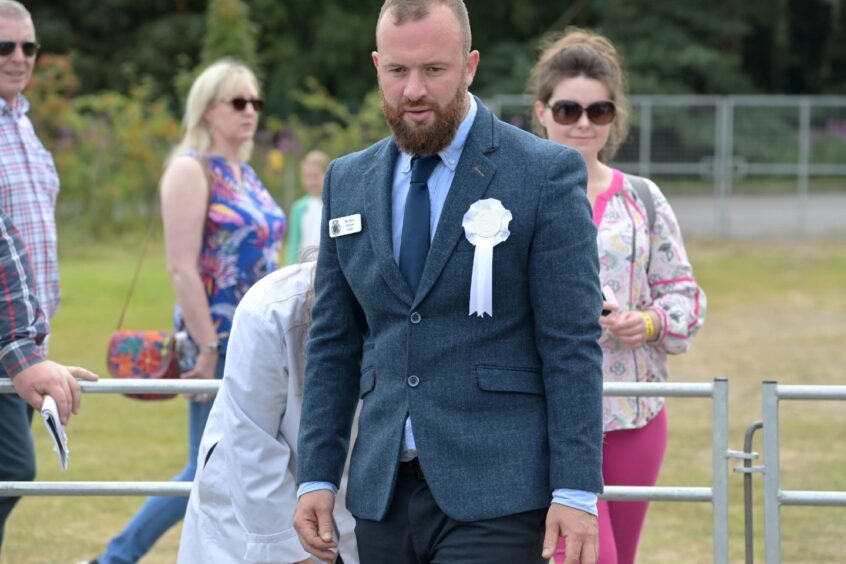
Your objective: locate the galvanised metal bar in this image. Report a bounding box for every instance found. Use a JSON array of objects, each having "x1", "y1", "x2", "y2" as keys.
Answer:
[
  {"x1": 1, "y1": 379, "x2": 728, "y2": 562},
  {"x1": 638, "y1": 99, "x2": 652, "y2": 179},
  {"x1": 601, "y1": 486, "x2": 712, "y2": 502},
  {"x1": 797, "y1": 98, "x2": 811, "y2": 237},
  {"x1": 775, "y1": 385, "x2": 846, "y2": 401},
  {"x1": 0, "y1": 379, "x2": 221, "y2": 395},
  {"x1": 779, "y1": 491, "x2": 846, "y2": 507},
  {"x1": 603, "y1": 381, "x2": 713, "y2": 397},
  {"x1": 0, "y1": 481, "x2": 191, "y2": 496},
  {"x1": 737, "y1": 420, "x2": 764, "y2": 564},
  {"x1": 0, "y1": 482, "x2": 716, "y2": 502},
  {"x1": 711, "y1": 378, "x2": 730, "y2": 564},
  {"x1": 762, "y1": 381, "x2": 782, "y2": 564}
]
